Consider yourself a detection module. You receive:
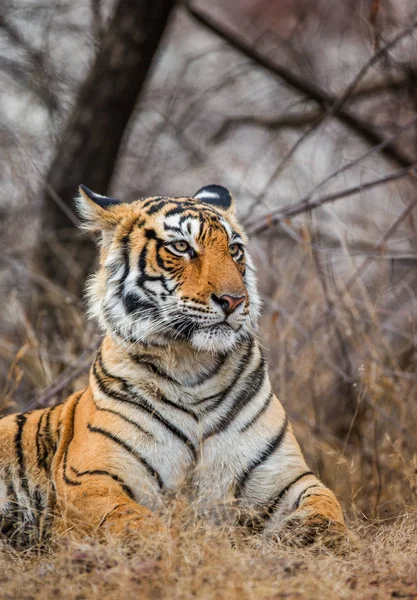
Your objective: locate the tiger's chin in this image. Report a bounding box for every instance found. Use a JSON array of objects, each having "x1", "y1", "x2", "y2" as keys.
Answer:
[{"x1": 189, "y1": 323, "x2": 249, "y2": 354}]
